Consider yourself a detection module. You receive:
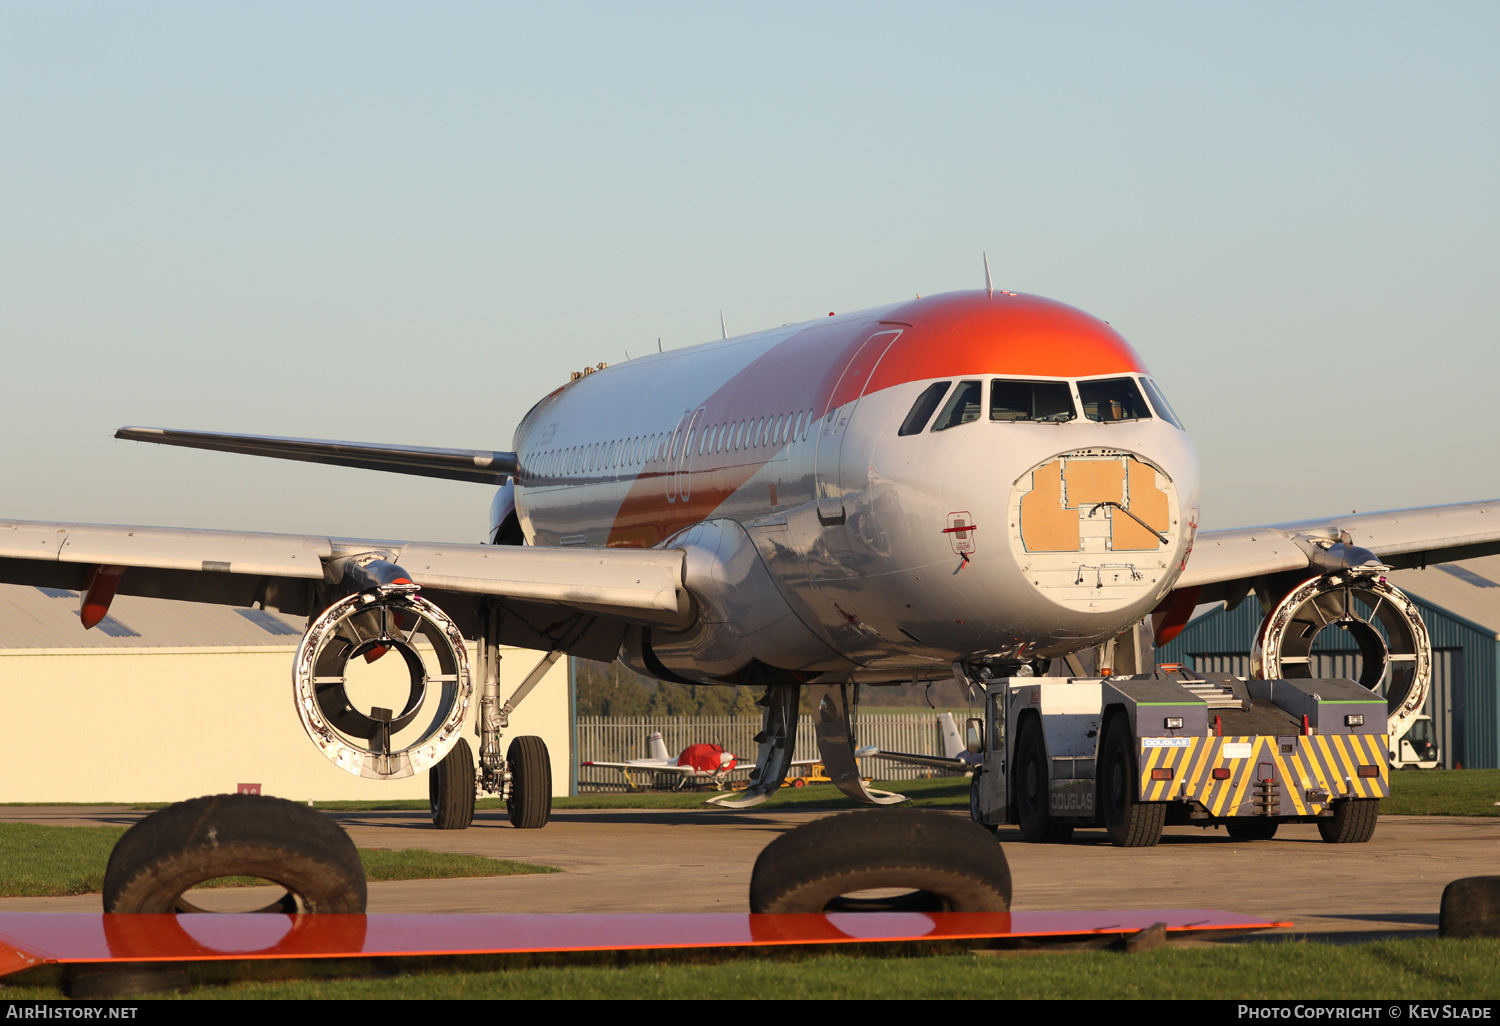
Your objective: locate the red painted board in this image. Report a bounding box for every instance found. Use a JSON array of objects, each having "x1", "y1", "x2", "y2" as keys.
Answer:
[{"x1": 0, "y1": 910, "x2": 1289, "y2": 975}]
